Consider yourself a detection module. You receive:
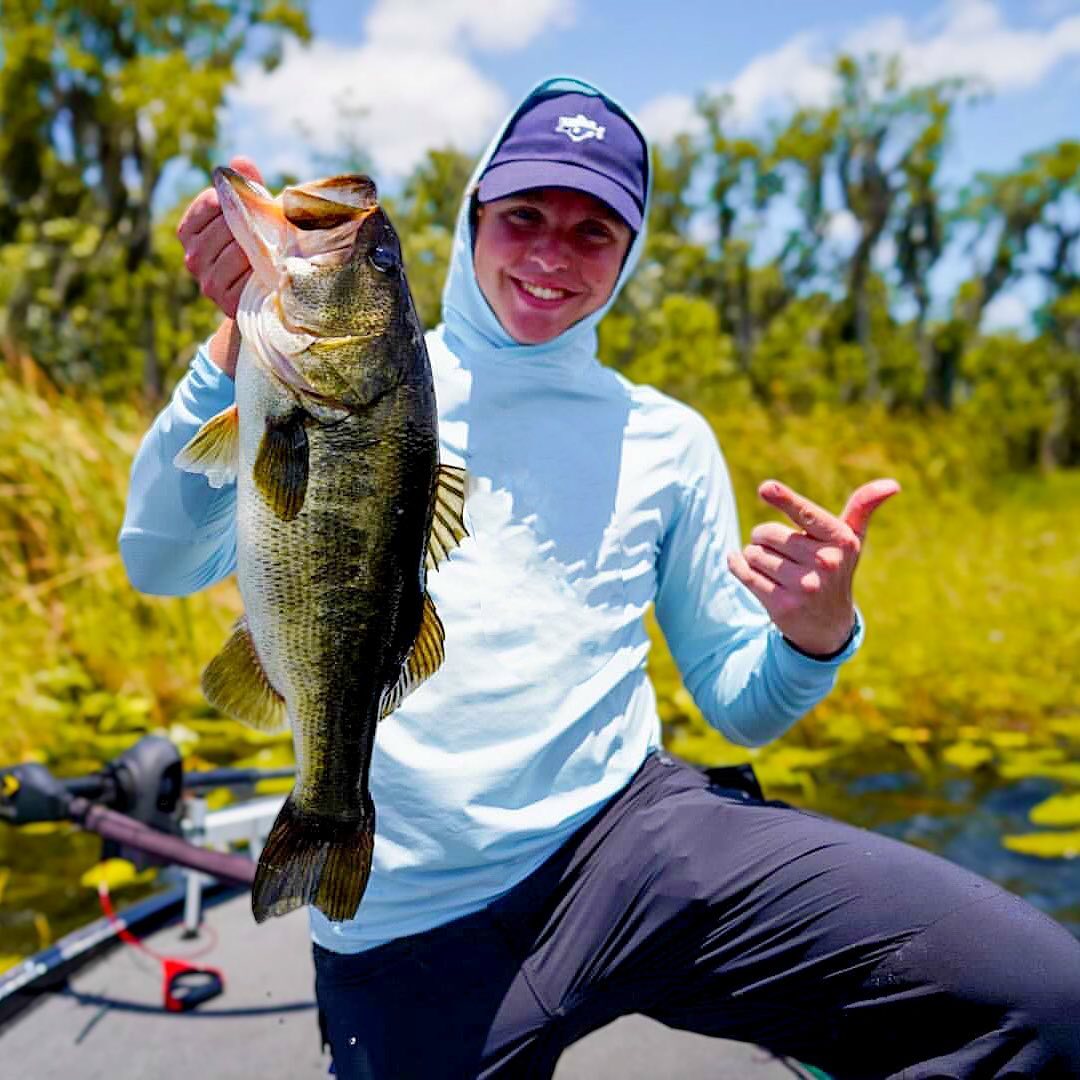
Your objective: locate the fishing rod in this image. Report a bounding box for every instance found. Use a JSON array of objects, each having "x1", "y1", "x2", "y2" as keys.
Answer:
[{"x1": 0, "y1": 735, "x2": 295, "y2": 886}]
